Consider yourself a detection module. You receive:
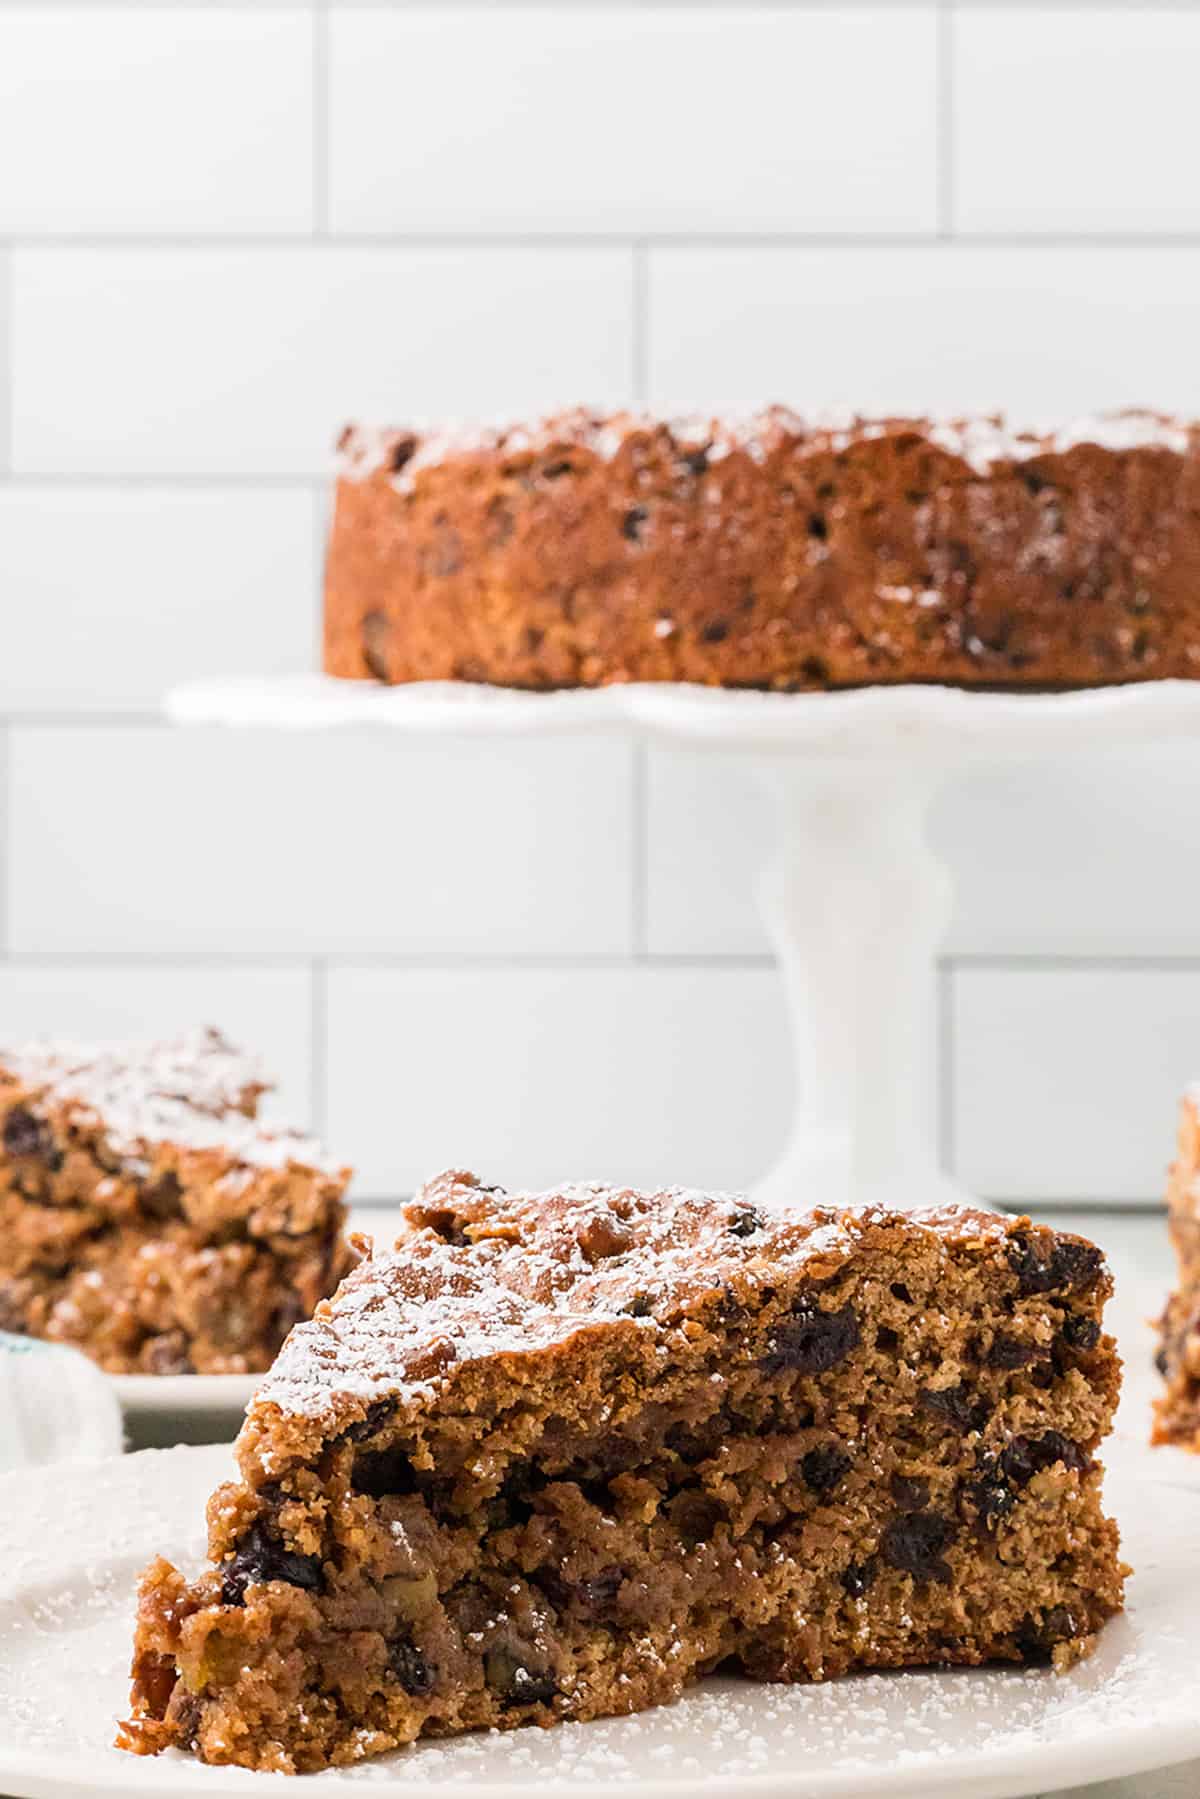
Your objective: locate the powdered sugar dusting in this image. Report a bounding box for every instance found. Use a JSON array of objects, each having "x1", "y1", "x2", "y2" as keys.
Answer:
[
  {"x1": 335, "y1": 407, "x2": 1195, "y2": 491},
  {"x1": 252, "y1": 1174, "x2": 992, "y2": 1425},
  {"x1": 929, "y1": 409, "x2": 1191, "y2": 473},
  {"x1": 0, "y1": 1027, "x2": 345, "y2": 1175}
]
